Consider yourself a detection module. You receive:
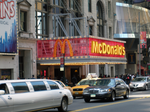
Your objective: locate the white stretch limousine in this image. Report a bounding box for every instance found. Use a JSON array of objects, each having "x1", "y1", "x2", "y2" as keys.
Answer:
[{"x1": 0, "y1": 79, "x2": 73, "y2": 112}]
